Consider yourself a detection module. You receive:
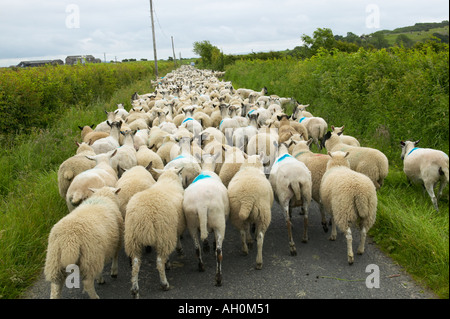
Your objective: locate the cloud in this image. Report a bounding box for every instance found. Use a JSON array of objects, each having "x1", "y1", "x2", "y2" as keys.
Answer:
[{"x1": 0, "y1": 0, "x2": 448, "y2": 66}]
